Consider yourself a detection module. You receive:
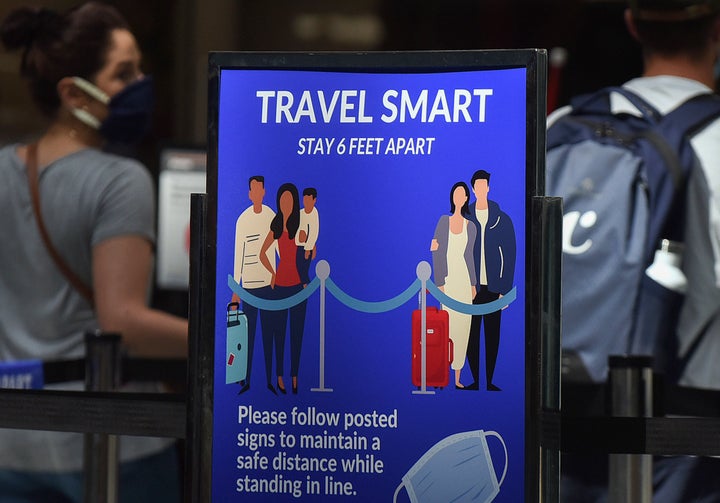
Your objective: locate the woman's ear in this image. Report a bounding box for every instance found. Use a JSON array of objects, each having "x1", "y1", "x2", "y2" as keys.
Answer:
[{"x1": 57, "y1": 77, "x2": 88, "y2": 110}]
